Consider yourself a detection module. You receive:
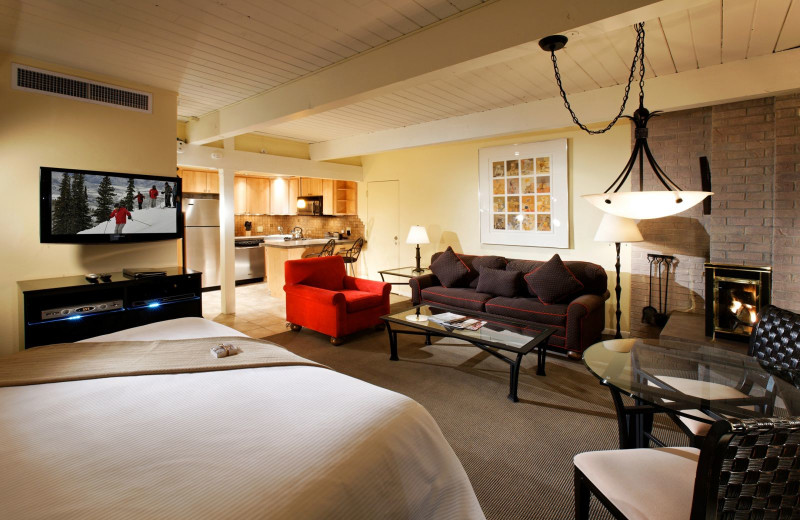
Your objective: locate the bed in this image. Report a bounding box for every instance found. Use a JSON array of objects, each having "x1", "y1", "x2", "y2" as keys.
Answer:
[{"x1": 0, "y1": 318, "x2": 484, "y2": 519}]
